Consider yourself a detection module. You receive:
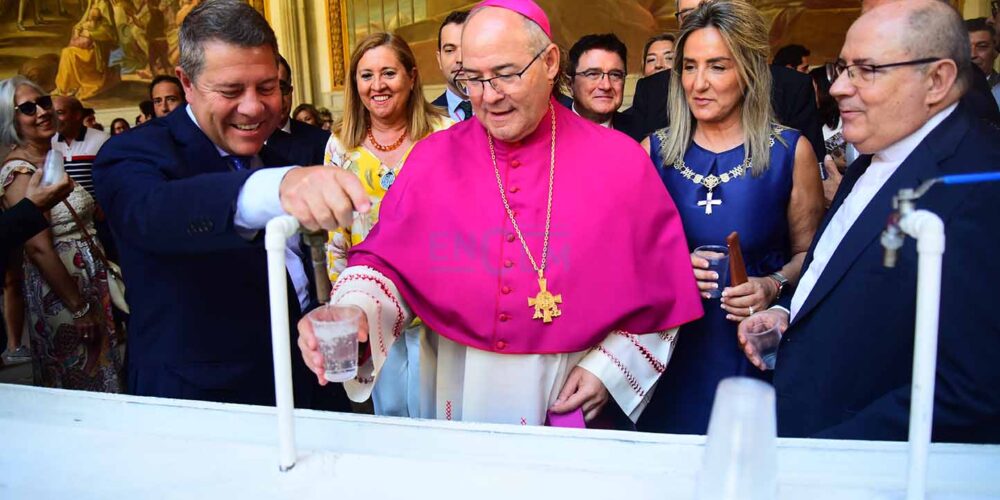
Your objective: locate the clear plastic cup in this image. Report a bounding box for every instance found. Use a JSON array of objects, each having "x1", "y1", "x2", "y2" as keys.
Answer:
[
  {"x1": 307, "y1": 305, "x2": 362, "y2": 383},
  {"x1": 696, "y1": 377, "x2": 778, "y2": 500},
  {"x1": 694, "y1": 245, "x2": 730, "y2": 299},
  {"x1": 745, "y1": 316, "x2": 782, "y2": 371},
  {"x1": 41, "y1": 150, "x2": 66, "y2": 186}
]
